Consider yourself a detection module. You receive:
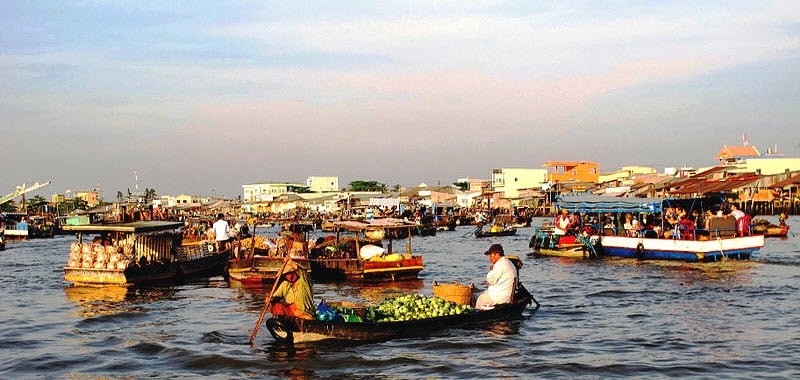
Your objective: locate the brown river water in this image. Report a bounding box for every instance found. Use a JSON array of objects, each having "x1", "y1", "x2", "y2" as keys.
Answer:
[{"x1": 1, "y1": 217, "x2": 799, "y2": 379}]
